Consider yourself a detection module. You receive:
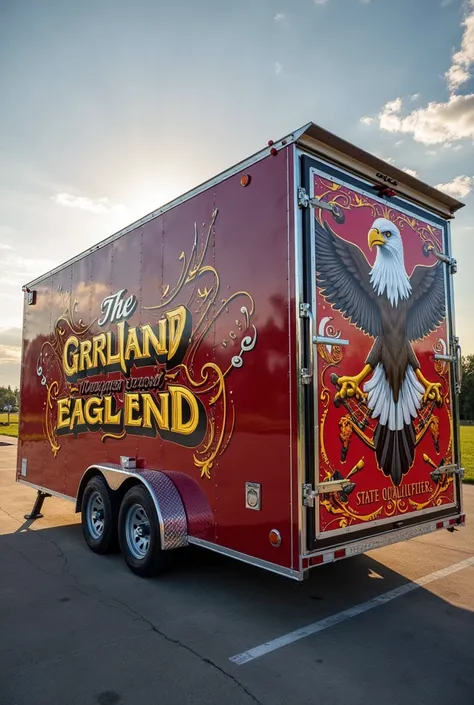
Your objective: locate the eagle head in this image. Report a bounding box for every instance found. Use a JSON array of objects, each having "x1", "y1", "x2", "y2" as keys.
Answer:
[
  {"x1": 368, "y1": 217, "x2": 411, "y2": 306},
  {"x1": 368, "y1": 217, "x2": 402, "y2": 254}
]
